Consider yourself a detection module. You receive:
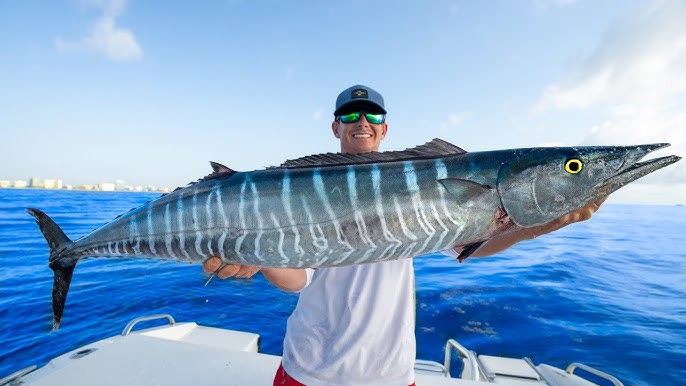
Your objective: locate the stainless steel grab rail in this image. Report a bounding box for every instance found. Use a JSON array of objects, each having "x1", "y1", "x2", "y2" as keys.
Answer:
[
  {"x1": 121, "y1": 314, "x2": 176, "y2": 336},
  {"x1": 0, "y1": 365, "x2": 37, "y2": 386},
  {"x1": 444, "y1": 338, "x2": 482, "y2": 381},
  {"x1": 567, "y1": 362, "x2": 624, "y2": 386}
]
